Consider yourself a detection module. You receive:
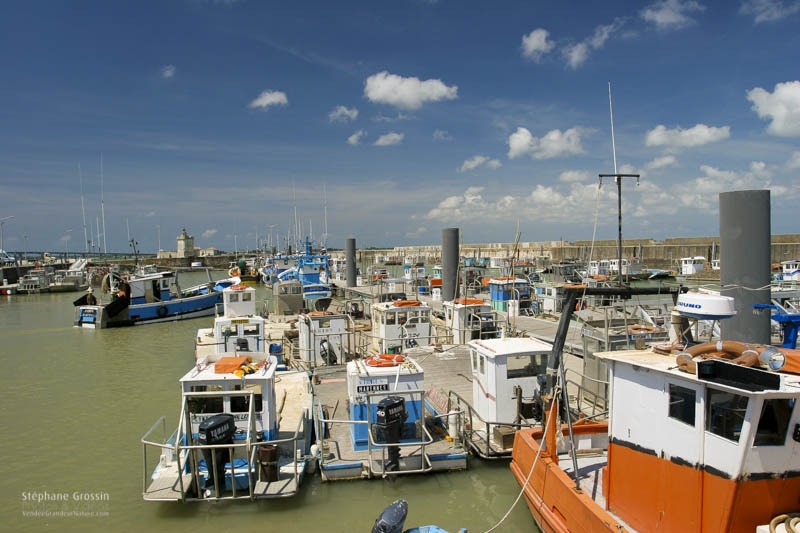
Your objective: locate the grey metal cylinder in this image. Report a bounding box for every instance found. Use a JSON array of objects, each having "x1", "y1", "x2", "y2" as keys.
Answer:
[
  {"x1": 345, "y1": 238, "x2": 356, "y2": 288},
  {"x1": 719, "y1": 190, "x2": 771, "y2": 343},
  {"x1": 441, "y1": 228, "x2": 459, "y2": 301}
]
